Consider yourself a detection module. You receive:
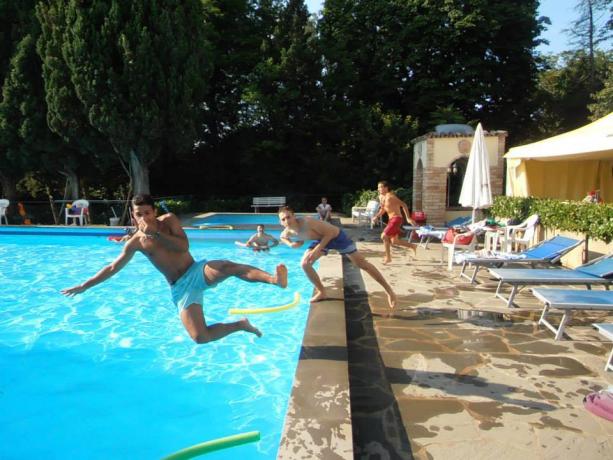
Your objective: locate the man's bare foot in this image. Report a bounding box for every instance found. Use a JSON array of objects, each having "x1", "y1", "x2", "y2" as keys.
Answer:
[
  {"x1": 275, "y1": 264, "x2": 288, "y2": 288},
  {"x1": 383, "y1": 257, "x2": 392, "y2": 265},
  {"x1": 311, "y1": 290, "x2": 327, "y2": 302},
  {"x1": 410, "y1": 244, "x2": 417, "y2": 256},
  {"x1": 387, "y1": 291, "x2": 397, "y2": 309},
  {"x1": 240, "y1": 318, "x2": 262, "y2": 337}
]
